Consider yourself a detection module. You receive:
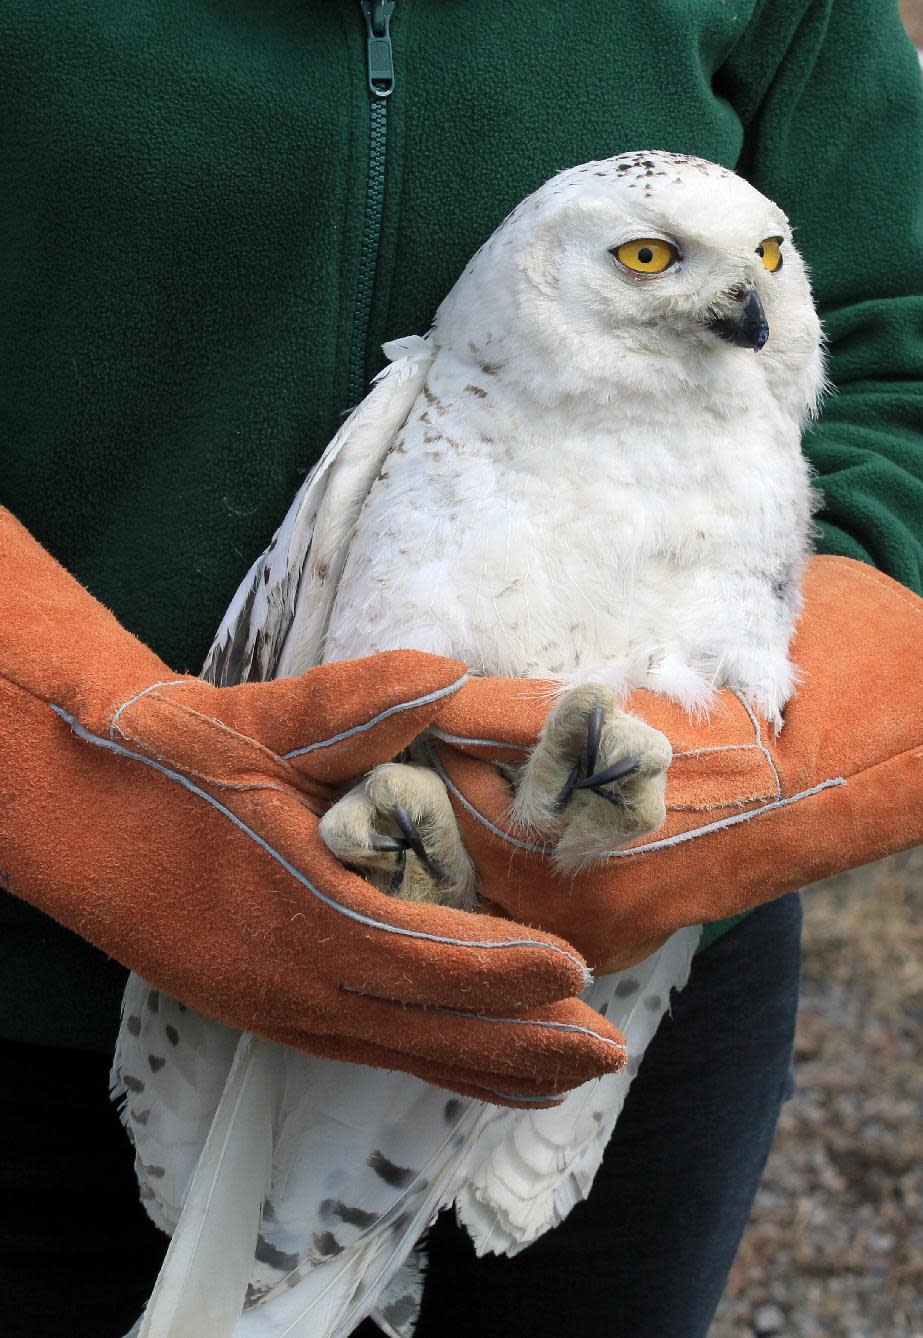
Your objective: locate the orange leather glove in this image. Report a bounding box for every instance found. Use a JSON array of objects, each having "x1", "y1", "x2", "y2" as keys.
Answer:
[
  {"x1": 0, "y1": 508, "x2": 626, "y2": 1105},
  {"x1": 428, "y1": 557, "x2": 923, "y2": 972}
]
